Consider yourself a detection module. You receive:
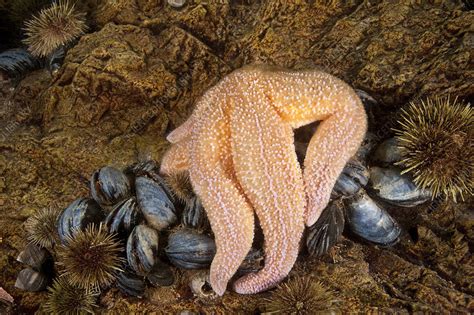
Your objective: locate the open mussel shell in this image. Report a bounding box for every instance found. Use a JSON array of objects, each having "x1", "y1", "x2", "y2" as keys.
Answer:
[
  {"x1": 117, "y1": 269, "x2": 146, "y2": 298},
  {"x1": 136, "y1": 176, "x2": 177, "y2": 231},
  {"x1": 15, "y1": 268, "x2": 49, "y2": 292},
  {"x1": 165, "y1": 229, "x2": 216, "y2": 269},
  {"x1": 57, "y1": 197, "x2": 106, "y2": 243},
  {"x1": 306, "y1": 201, "x2": 345, "y2": 257},
  {"x1": 182, "y1": 197, "x2": 208, "y2": 230},
  {"x1": 91, "y1": 166, "x2": 131, "y2": 206},
  {"x1": 146, "y1": 261, "x2": 174, "y2": 287},
  {"x1": 105, "y1": 197, "x2": 143, "y2": 236},
  {"x1": 126, "y1": 225, "x2": 159, "y2": 275},
  {"x1": 345, "y1": 190, "x2": 401, "y2": 246},
  {"x1": 16, "y1": 244, "x2": 51, "y2": 271},
  {"x1": 369, "y1": 166, "x2": 431, "y2": 207},
  {"x1": 332, "y1": 158, "x2": 369, "y2": 199}
]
